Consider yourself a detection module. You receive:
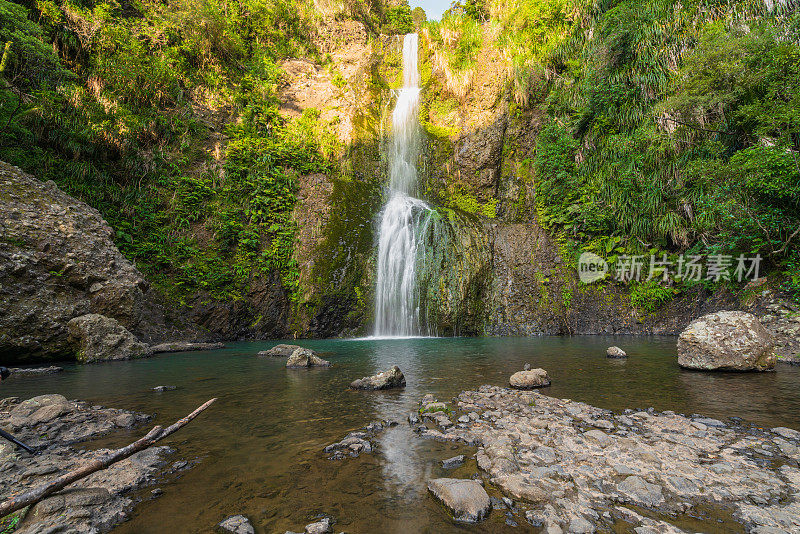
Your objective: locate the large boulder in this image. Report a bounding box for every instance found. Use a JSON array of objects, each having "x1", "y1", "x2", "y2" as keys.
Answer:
[
  {"x1": 349, "y1": 366, "x2": 406, "y2": 390},
  {"x1": 509, "y1": 368, "x2": 551, "y2": 389},
  {"x1": 258, "y1": 344, "x2": 302, "y2": 357},
  {"x1": 427, "y1": 478, "x2": 491, "y2": 523},
  {"x1": 0, "y1": 162, "x2": 164, "y2": 362},
  {"x1": 678, "y1": 311, "x2": 775, "y2": 371},
  {"x1": 285, "y1": 348, "x2": 330, "y2": 368},
  {"x1": 67, "y1": 314, "x2": 152, "y2": 363}
]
